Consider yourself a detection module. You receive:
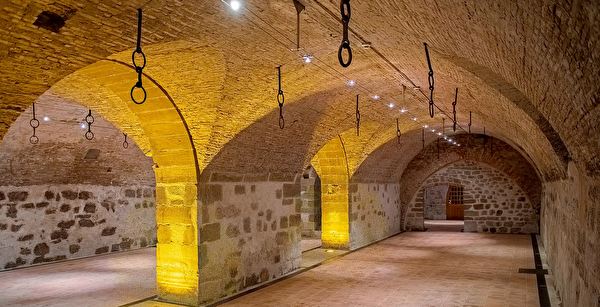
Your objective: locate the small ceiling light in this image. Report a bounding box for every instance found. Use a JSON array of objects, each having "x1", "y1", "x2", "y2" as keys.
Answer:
[
  {"x1": 400, "y1": 108, "x2": 406, "y2": 113},
  {"x1": 424, "y1": 125, "x2": 429, "y2": 128},
  {"x1": 412, "y1": 117, "x2": 417, "y2": 121},
  {"x1": 413, "y1": 86, "x2": 420, "y2": 90},
  {"x1": 431, "y1": 129, "x2": 435, "y2": 132},
  {"x1": 80, "y1": 123, "x2": 86, "y2": 129},
  {"x1": 457, "y1": 144, "x2": 461, "y2": 146},
  {"x1": 453, "y1": 142, "x2": 457, "y2": 145},
  {"x1": 437, "y1": 132, "x2": 442, "y2": 136},
  {"x1": 448, "y1": 138, "x2": 453, "y2": 142},
  {"x1": 302, "y1": 55, "x2": 312, "y2": 63},
  {"x1": 43, "y1": 116, "x2": 50, "y2": 121},
  {"x1": 388, "y1": 103, "x2": 394, "y2": 108},
  {"x1": 444, "y1": 136, "x2": 447, "y2": 140},
  {"x1": 372, "y1": 95, "x2": 380, "y2": 100},
  {"x1": 230, "y1": 0, "x2": 241, "y2": 10},
  {"x1": 347, "y1": 80, "x2": 355, "y2": 86}
]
